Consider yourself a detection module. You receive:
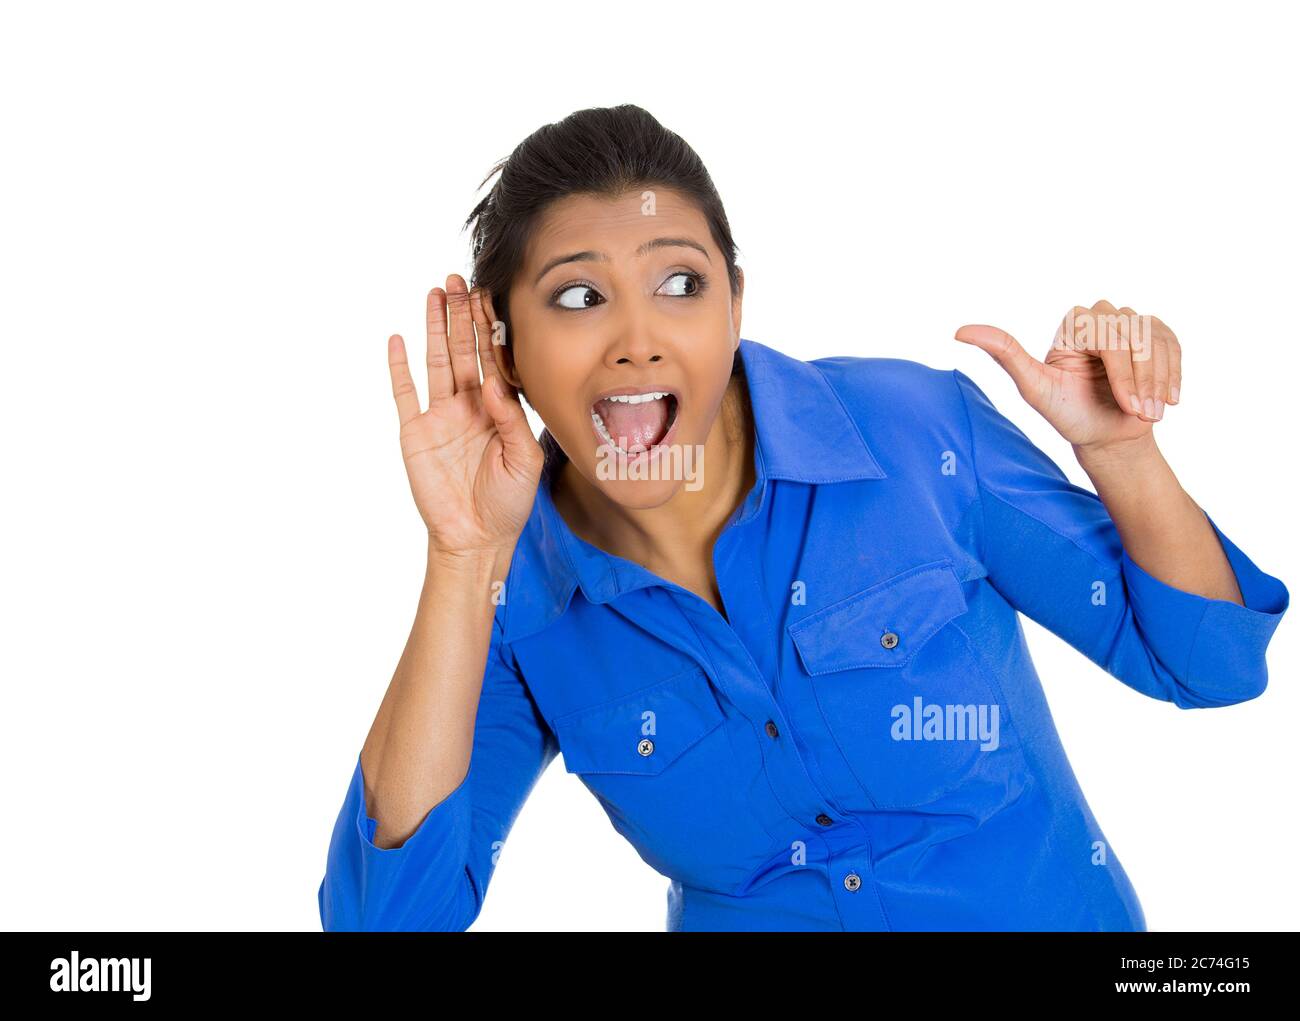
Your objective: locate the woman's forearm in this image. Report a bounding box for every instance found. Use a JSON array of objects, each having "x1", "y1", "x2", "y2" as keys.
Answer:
[
  {"x1": 359, "y1": 541, "x2": 516, "y2": 849},
  {"x1": 1073, "y1": 434, "x2": 1244, "y2": 606}
]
